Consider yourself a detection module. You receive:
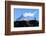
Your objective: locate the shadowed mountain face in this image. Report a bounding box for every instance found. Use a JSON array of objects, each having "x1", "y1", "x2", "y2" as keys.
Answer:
[{"x1": 14, "y1": 20, "x2": 39, "y2": 27}]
